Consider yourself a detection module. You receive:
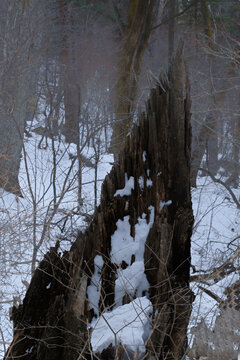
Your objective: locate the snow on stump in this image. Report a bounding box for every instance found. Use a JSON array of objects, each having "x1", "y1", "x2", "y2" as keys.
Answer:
[{"x1": 5, "y1": 44, "x2": 194, "y2": 360}]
